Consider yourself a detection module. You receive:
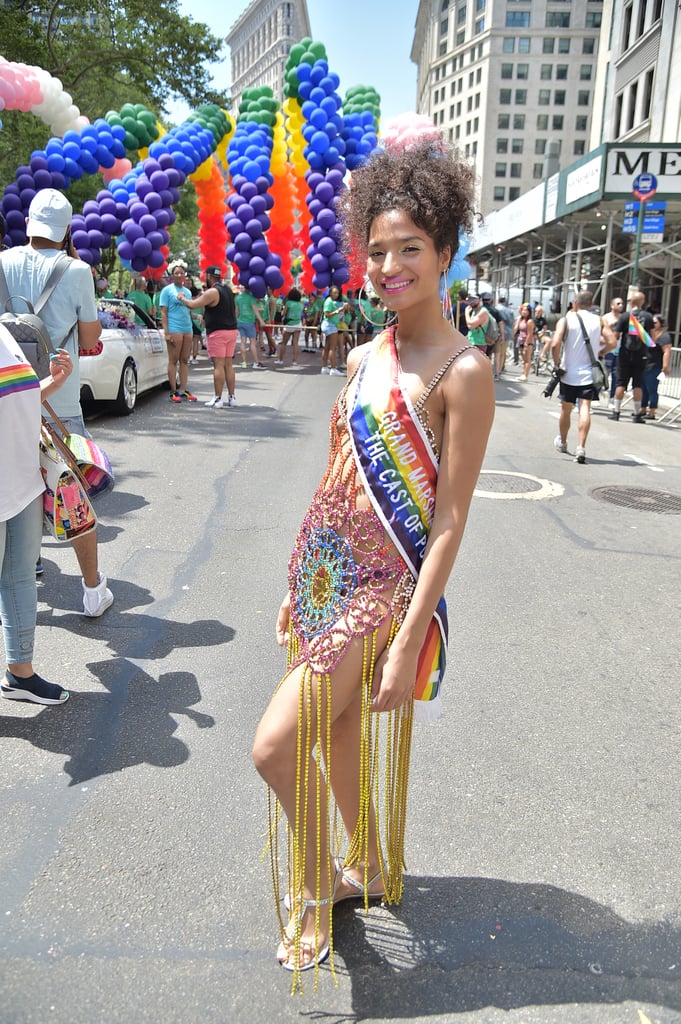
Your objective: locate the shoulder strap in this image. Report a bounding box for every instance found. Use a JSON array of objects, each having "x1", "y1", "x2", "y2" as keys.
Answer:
[
  {"x1": 0, "y1": 259, "x2": 10, "y2": 311},
  {"x1": 34, "y1": 255, "x2": 72, "y2": 315},
  {"x1": 574, "y1": 312, "x2": 599, "y2": 365},
  {"x1": 414, "y1": 345, "x2": 475, "y2": 412}
]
